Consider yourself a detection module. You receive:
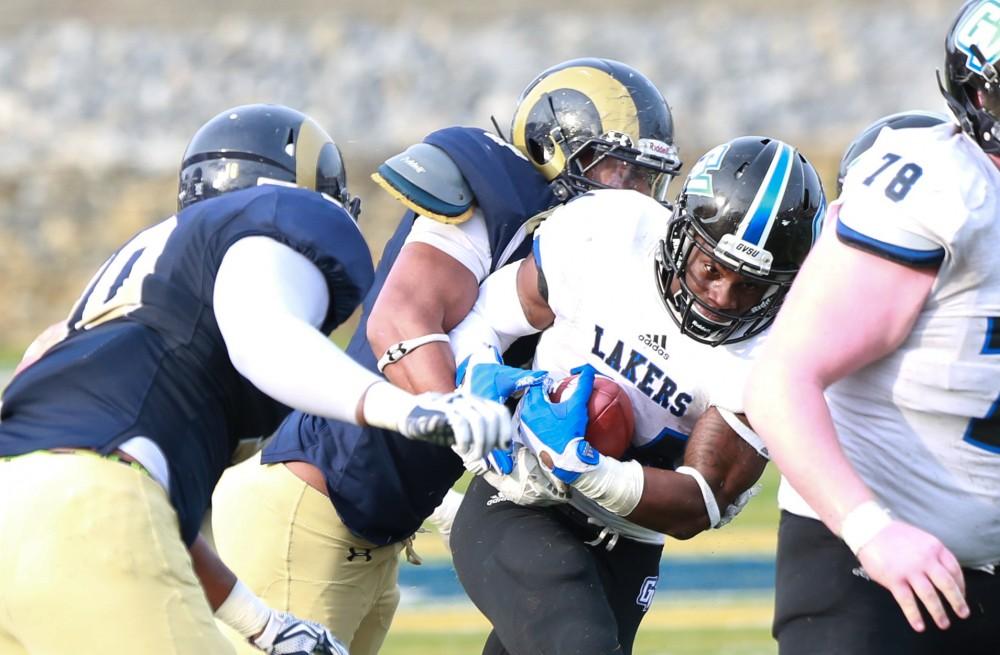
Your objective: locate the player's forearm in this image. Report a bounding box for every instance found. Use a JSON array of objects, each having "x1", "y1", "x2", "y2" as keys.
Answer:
[
  {"x1": 570, "y1": 458, "x2": 714, "y2": 538},
  {"x1": 625, "y1": 469, "x2": 715, "y2": 539},
  {"x1": 746, "y1": 361, "x2": 876, "y2": 533},
  {"x1": 229, "y1": 313, "x2": 380, "y2": 422},
  {"x1": 189, "y1": 535, "x2": 238, "y2": 611},
  {"x1": 681, "y1": 408, "x2": 767, "y2": 514}
]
